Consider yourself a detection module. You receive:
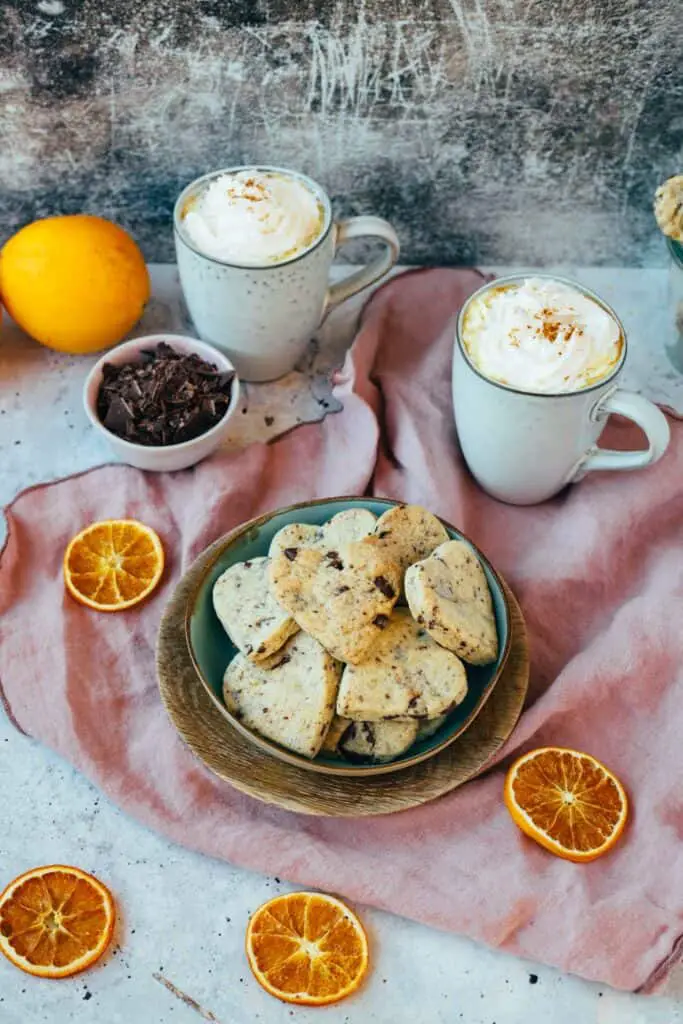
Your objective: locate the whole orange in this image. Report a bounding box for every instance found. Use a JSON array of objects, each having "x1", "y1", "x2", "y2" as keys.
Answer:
[{"x1": 0, "y1": 215, "x2": 150, "y2": 354}]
